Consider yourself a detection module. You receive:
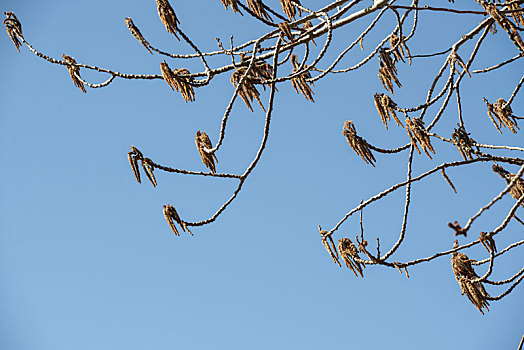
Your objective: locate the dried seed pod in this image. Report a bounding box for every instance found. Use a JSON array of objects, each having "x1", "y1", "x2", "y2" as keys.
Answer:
[
  {"x1": 141, "y1": 158, "x2": 157, "y2": 187},
  {"x1": 62, "y1": 54, "x2": 86, "y2": 93},
  {"x1": 405, "y1": 117, "x2": 435, "y2": 158},
  {"x1": 195, "y1": 131, "x2": 218, "y2": 174},
  {"x1": 254, "y1": 61, "x2": 273, "y2": 83},
  {"x1": 278, "y1": 22, "x2": 294, "y2": 42},
  {"x1": 492, "y1": 165, "x2": 524, "y2": 207},
  {"x1": 220, "y1": 0, "x2": 241, "y2": 13},
  {"x1": 231, "y1": 67, "x2": 265, "y2": 112},
  {"x1": 448, "y1": 51, "x2": 471, "y2": 78},
  {"x1": 290, "y1": 54, "x2": 314, "y2": 102},
  {"x1": 172, "y1": 68, "x2": 195, "y2": 102},
  {"x1": 322, "y1": 238, "x2": 341, "y2": 267},
  {"x1": 160, "y1": 61, "x2": 195, "y2": 102},
  {"x1": 508, "y1": 3, "x2": 524, "y2": 27},
  {"x1": 156, "y1": 0, "x2": 180, "y2": 40},
  {"x1": 319, "y1": 226, "x2": 341, "y2": 267},
  {"x1": 451, "y1": 125, "x2": 477, "y2": 160},
  {"x1": 246, "y1": 0, "x2": 272, "y2": 21},
  {"x1": 479, "y1": 232, "x2": 497, "y2": 254},
  {"x1": 290, "y1": 54, "x2": 308, "y2": 76},
  {"x1": 125, "y1": 17, "x2": 153, "y2": 54},
  {"x1": 481, "y1": 2, "x2": 524, "y2": 52},
  {"x1": 3, "y1": 11, "x2": 23, "y2": 52},
  {"x1": 238, "y1": 54, "x2": 273, "y2": 85},
  {"x1": 130, "y1": 145, "x2": 143, "y2": 159},
  {"x1": 484, "y1": 98, "x2": 519, "y2": 134},
  {"x1": 378, "y1": 49, "x2": 401, "y2": 93},
  {"x1": 163, "y1": 204, "x2": 188, "y2": 236},
  {"x1": 451, "y1": 240, "x2": 490, "y2": 315},
  {"x1": 342, "y1": 121, "x2": 376, "y2": 166},
  {"x1": 280, "y1": 0, "x2": 302, "y2": 21},
  {"x1": 373, "y1": 93, "x2": 402, "y2": 129},
  {"x1": 389, "y1": 34, "x2": 411, "y2": 65},
  {"x1": 127, "y1": 145, "x2": 144, "y2": 183},
  {"x1": 302, "y1": 20, "x2": 316, "y2": 46},
  {"x1": 338, "y1": 237, "x2": 365, "y2": 277},
  {"x1": 160, "y1": 60, "x2": 177, "y2": 89},
  {"x1": 127, "y1": 153, "x2": 141, "y2": 183}
]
